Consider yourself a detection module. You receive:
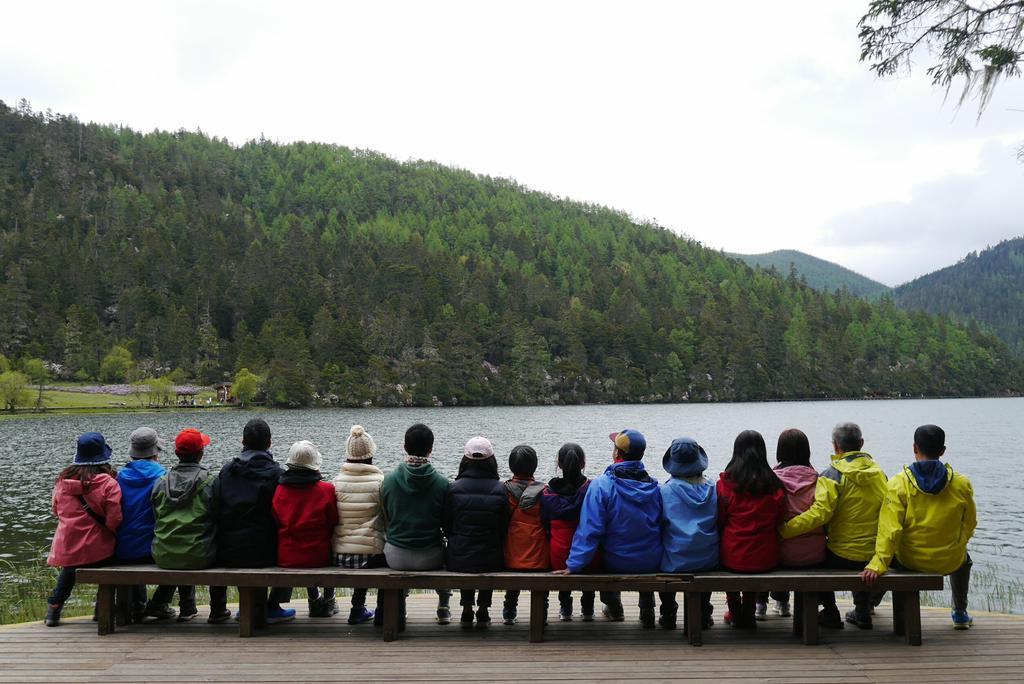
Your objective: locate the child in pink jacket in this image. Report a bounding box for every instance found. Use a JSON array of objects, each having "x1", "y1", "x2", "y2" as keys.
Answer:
[
  {"x1": 757, "y1": 428, "x2": 826, "y2": 619},
  {"x1": 45, "y1": 432, "x2": 123, "y2": 627}
]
